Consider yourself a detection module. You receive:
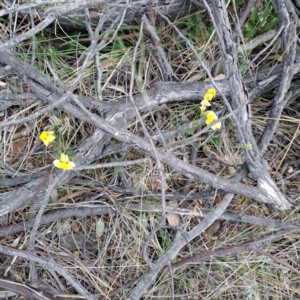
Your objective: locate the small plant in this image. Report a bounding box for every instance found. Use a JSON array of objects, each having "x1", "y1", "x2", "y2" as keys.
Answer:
[
  {"x1": 39, "y1": 129, "x2": 76, "y2": 170},
  {"x1": 40, "y1": 131, "x2": 56, "y2": 147},
  {"x1": 53, "y1": 153, "x2": 76, "y2": 170},
  {"x1": 242, "y1": 0, "x2": 279, "y2": 40},
  {"x1": 203, "y1": 88, "x2": 217, "y2": 101},
  {"x1": 205, "y1": 110, "x2": 221, "y2": 130},
  {"x1": 200, "y1": 88, "x2": 221, "y2": 130}
]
